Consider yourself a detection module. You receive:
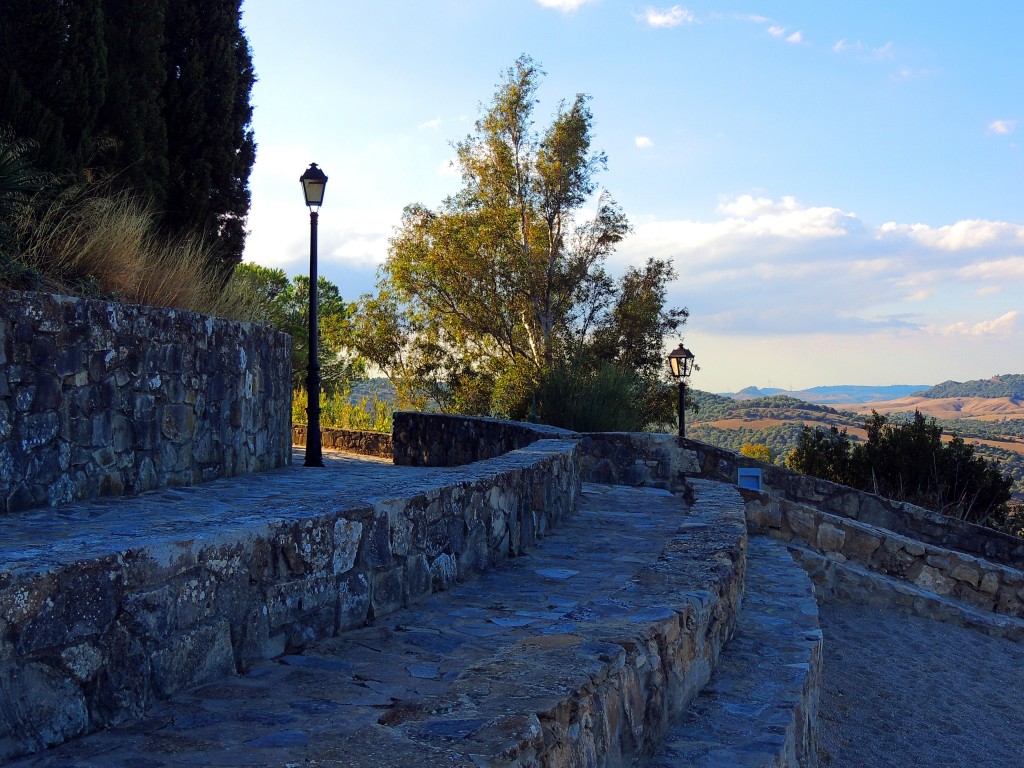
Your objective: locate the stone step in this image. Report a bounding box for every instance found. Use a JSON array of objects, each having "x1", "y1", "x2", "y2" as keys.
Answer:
[
  {"x1": 649, "y1": 536, "x2": 823, "y2": 768},
  {"x1": 6, "y1": 481, "x2": 749, "y2": 767},
  {"x1": 789, "y1": 543, "x2": 1024, "y2": 644},
  {"x1": 744, "y1": 490, "x2": 1024, "y2": 625}
]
